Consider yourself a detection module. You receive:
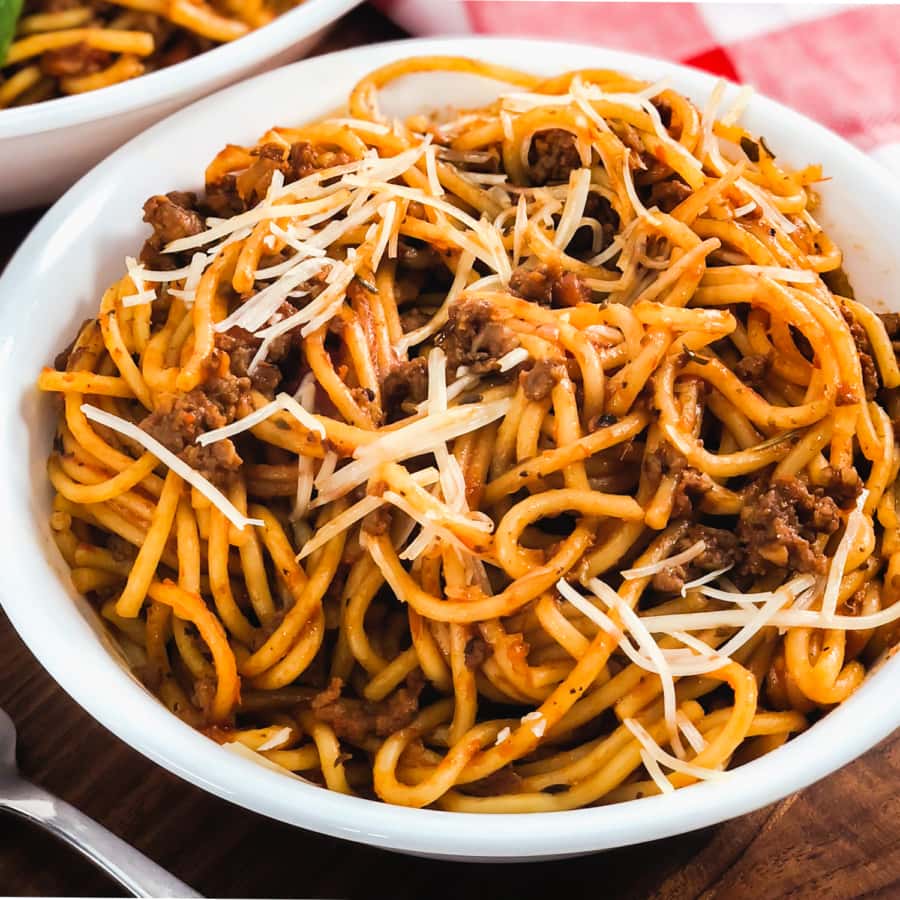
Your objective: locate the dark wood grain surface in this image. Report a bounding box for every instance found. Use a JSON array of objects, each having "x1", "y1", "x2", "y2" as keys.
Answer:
[{"x1": 2, "y1": 6, "x2": 900, "y2": 898}]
